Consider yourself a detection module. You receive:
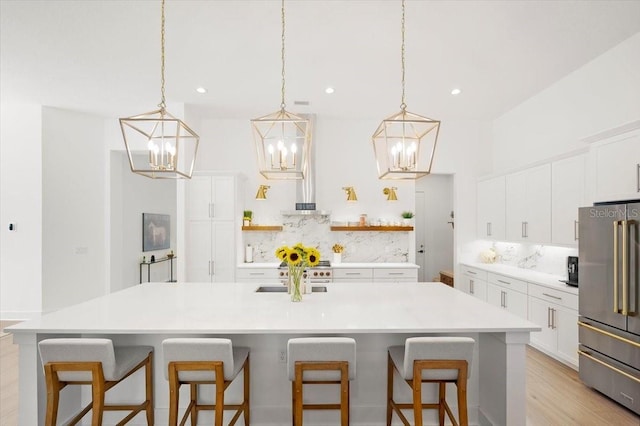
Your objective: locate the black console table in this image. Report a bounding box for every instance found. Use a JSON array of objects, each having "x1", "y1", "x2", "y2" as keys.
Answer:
[{"x1": 139, "y1": 256, "x2": 176, "y2": 283}]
